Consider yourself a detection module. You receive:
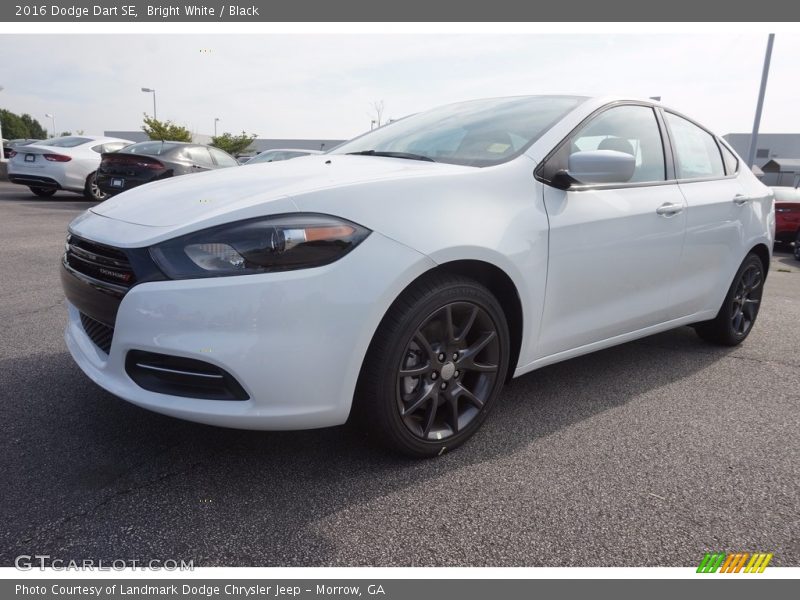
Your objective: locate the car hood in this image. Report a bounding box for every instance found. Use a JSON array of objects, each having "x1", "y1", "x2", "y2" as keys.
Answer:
[{"x1": 90, "y1": 155, "x2": 471, "y2": 227}]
